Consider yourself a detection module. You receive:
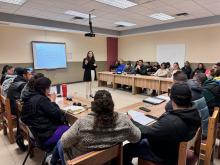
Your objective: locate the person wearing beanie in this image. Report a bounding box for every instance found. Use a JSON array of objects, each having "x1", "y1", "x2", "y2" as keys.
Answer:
[{"x1": 123, "y1": 82, "x2": 201, "y2": 165}]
